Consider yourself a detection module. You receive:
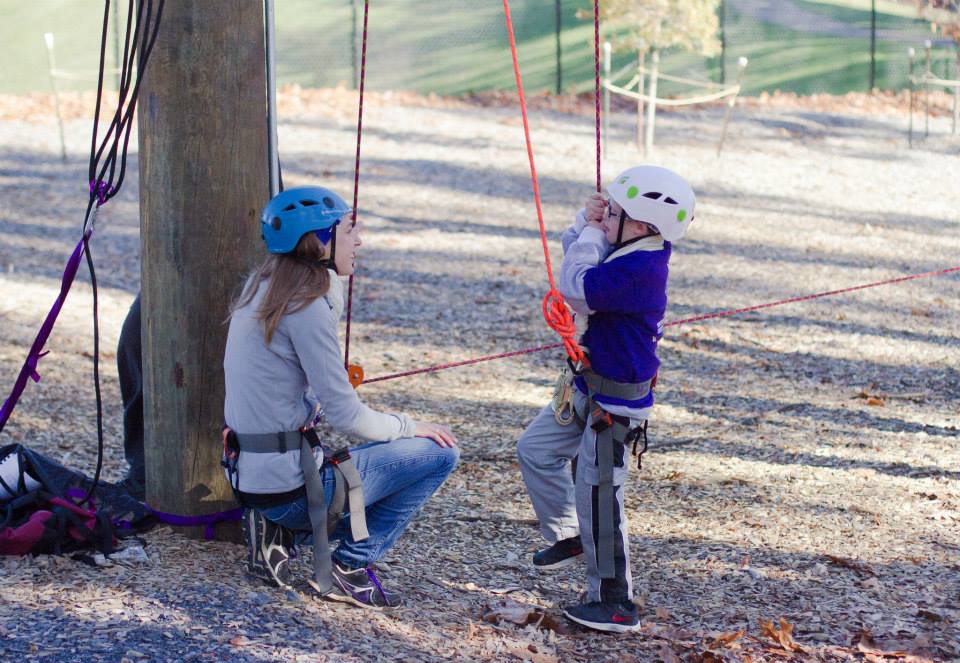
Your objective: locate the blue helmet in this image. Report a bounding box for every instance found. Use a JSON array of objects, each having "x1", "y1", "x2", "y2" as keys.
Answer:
[{"x1": 260, "y1": 186, "x2": 352, "y2": 254}]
